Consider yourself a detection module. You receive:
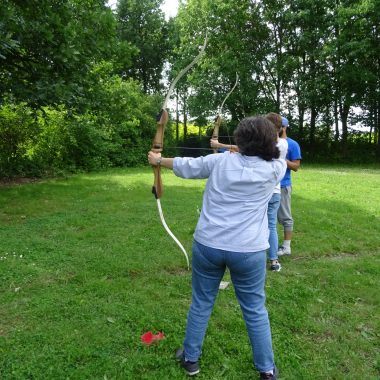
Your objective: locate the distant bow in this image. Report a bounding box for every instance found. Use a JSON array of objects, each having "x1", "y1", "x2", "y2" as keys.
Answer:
[{"x1": 212, "y1": 73, "x2": 239, "y2": 153}]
